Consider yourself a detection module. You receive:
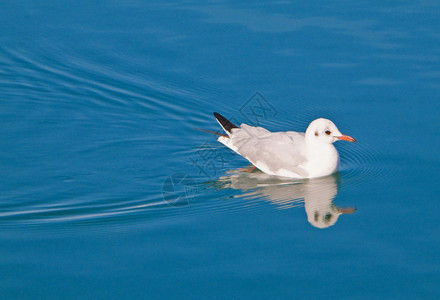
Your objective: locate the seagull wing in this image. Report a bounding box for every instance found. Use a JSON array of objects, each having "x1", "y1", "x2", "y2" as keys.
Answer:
[{"x1": 219, "y1": 124, "x2": 309, "y2": 178}]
